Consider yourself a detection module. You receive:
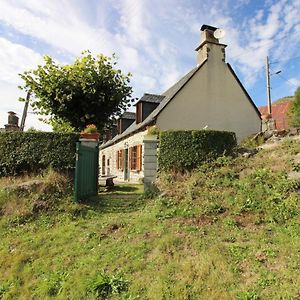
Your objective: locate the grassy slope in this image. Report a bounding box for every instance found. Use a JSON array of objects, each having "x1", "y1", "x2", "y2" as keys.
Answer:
[{"x1": 0, "y1": 139, "x2": 300, "y2": 299}]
